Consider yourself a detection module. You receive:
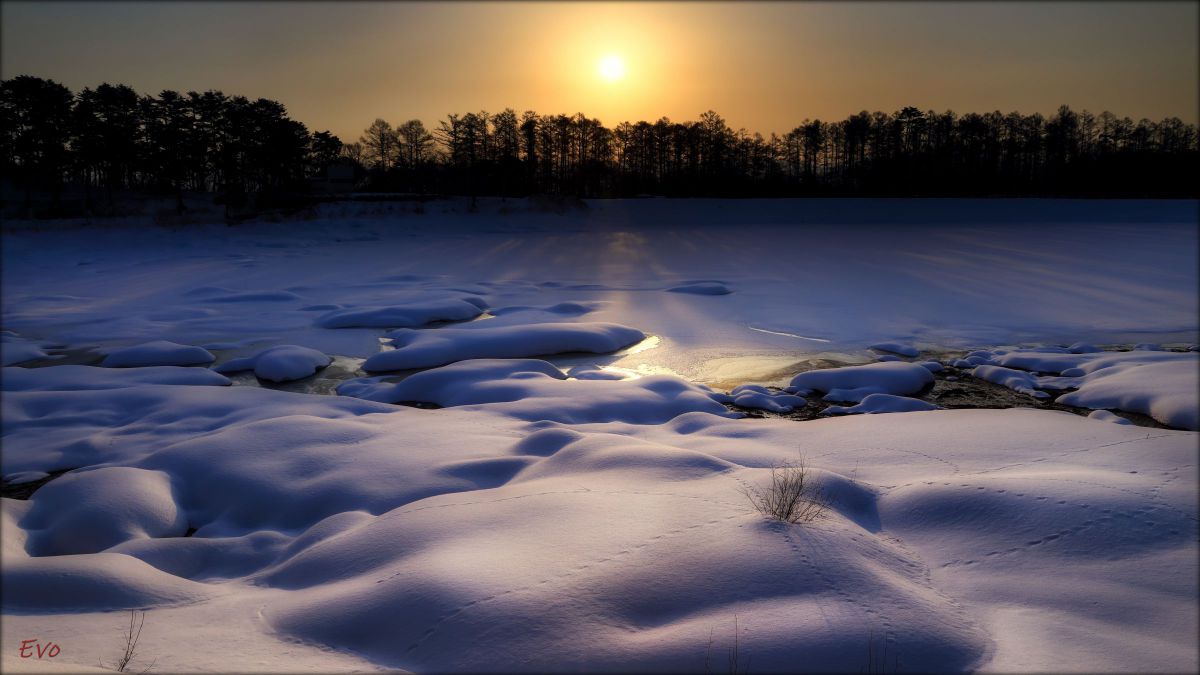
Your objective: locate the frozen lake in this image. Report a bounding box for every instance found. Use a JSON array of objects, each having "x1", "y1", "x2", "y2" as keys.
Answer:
[{"x1": 2, "y1": 198, "x2": 1197, "y2": 673}]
